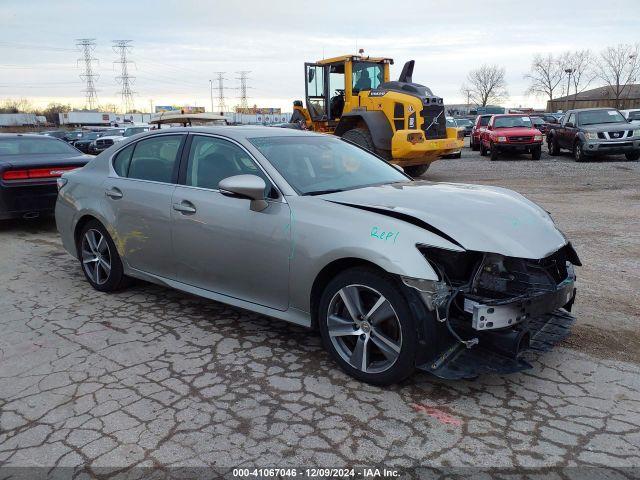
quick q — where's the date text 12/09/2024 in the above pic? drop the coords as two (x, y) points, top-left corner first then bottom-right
(370, 226), (399, 244)
(232, 467), (401, 477)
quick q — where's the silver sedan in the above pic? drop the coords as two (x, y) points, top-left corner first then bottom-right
(55, 127), (580, 385)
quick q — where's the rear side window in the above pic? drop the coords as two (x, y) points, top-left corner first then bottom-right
(479, 116), (491, 126)
(126, 135), (183, 183)
(113, 144), (135, 177)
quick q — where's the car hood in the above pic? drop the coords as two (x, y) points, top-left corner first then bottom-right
(493, 127), (541, 136)
(581, 122), (635, 133)
(321, 181), (567, 259)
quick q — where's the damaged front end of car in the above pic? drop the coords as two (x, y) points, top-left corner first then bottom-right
(402, 243), (581, 379)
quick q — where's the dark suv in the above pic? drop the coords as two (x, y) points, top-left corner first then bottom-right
(547, 108), (640, 161)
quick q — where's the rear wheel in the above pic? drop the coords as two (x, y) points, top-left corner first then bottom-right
(403, 164), (429, 177)
(318, 267), (418, 385)
(78, 220), (130, 292)
(625, 151), (640, 161)
(342, 128), (376, 153)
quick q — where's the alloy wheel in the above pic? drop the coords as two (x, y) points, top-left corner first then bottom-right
(81, 229), (112, 285)
(326, 284), (402, 374)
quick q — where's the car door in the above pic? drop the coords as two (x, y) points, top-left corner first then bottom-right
(171, 134), (291, 311)
(102, 133), (185, 278)
(559, 113), (576, 148)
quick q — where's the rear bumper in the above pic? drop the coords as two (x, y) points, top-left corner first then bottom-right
(0, 182), (58, 219)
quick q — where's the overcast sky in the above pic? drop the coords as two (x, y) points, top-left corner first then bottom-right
(1, 0), (638, 112)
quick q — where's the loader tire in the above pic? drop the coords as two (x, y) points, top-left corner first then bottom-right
(404, 164), (429, 177)
(342, 128), (376, 153)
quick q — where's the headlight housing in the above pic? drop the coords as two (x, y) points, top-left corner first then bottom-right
(534, 135), (543, 141)
(417, 245), (482, 286)
(585, 132), (598, 140)
(633, 129), (640, 137)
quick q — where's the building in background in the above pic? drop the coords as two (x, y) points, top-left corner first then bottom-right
(547, 84), (640, 112)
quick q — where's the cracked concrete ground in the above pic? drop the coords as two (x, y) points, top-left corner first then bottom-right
(1, 148), (639, 478)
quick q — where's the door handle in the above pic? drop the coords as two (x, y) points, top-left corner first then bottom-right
(105, 187), (123, 199)
(172, 201), (196, 214)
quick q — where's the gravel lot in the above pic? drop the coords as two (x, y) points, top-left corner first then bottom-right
(1, 141), (639, 477)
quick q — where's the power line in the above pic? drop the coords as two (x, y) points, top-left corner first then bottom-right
(113, 40), (136, 113)
(236, 70), (251, 114)
(76, 39), (99, 110)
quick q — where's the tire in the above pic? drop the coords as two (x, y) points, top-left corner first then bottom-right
(452, 151), (462, 159)
(78, 219), (130, 292)
(342, 128), (376, 153)
(480, 142), (487, 156)
(490, 142), (499, 161)
(574, 140), (586, 162)
(548, 136), (560, 156)
(625, 151), (640, 161)
(318, 267), (418, 385)
(404, 164), (429, 177)
(471, 137), (479, 151)
(531, 146), (542, 160)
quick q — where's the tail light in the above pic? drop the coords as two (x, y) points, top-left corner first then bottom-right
(2, 166), (79, 182)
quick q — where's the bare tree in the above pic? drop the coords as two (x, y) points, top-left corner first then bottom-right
(0, 98), (34, 113)
(464, 65), (508, 106)
(596, 43), (640, 108)
(558, 50), (596, 108)
(524, 53), (564, 103)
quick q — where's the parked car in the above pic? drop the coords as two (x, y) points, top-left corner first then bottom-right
(530, 116), (549, 134)
(89, 128), (126, 154)
(470, 114), (493, 151)
(442, 117), (462, 158)
(621, 109), (640, 125)
(480, 114), (544, 160)
(454, 117), (473, 136)
(112, 125), (151, 144)
(63, 130), (84, 144)
(74, 131), (104, 153)
(0, 134), (91, 220)
(547, 108), (640, 162)
(39, 130), (67, 140)
(56, 127), (580, 384)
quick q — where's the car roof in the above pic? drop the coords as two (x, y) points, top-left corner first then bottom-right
(0, 133), (59, 139)
(139, 126), (327, 141)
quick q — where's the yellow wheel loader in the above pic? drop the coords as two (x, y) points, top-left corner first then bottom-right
(290, 54), (464, 177)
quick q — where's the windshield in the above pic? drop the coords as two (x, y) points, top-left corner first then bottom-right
(0, 137), (80, 155)
(578, 110), (626, 125)
(249, 135), (408, 195)
(104, 129), (124, 136)
(446, 117), (457, 128)
(456, 119), (473, 126)
(494, 116), (532, 128)
(123, 127), (148, 137)
(530, 117), (545, 126)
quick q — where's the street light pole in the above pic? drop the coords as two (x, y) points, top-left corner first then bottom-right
(564, 68), (574, 113)
(209, 79), (214, 113)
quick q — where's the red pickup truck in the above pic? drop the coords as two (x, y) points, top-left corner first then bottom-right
(480, 114), (544, 160)
(470, 114), (493, 151)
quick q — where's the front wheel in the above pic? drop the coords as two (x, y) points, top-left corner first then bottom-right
(471, 137), (479, 151)
(480, 142), (487, 156)
(625, 151), (640, 161)
(490, 142), (499, 161)
(318, 267), (418, 385)
(531, 146), (542, 160)
(548, 136), (560, 156)
(403, 164), (429, 177)
(574, 141), (586, 162)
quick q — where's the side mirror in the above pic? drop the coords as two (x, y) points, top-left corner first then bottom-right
(218, 174), (268, 212)
(566, 122), (574, 128)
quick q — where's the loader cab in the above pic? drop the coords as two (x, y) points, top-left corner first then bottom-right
(304, 56), (392, 125)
